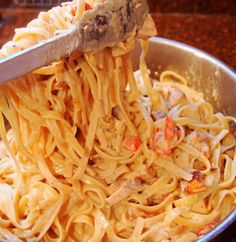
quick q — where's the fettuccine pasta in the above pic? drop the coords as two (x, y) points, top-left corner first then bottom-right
(0, 1), (235, 241)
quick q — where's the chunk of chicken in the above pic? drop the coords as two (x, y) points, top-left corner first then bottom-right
(163, 87), (184, 108)
(106, 178), (142, 206)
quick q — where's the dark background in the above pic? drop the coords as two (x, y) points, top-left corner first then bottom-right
(0, 1), (236, 241)
(148, 0), (236, 71)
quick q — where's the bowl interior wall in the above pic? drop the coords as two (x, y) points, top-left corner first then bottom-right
(133, 37), (236, 116)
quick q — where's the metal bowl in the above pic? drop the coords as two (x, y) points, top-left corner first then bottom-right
(133, 37), (236, 241)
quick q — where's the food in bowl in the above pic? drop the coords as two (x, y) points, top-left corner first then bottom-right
(0, 1), (235, 241)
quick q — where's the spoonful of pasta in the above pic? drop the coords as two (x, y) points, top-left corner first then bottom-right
(0, 0), (148, 83)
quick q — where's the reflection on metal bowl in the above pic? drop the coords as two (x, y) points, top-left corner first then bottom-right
(133, 37), (236, 242)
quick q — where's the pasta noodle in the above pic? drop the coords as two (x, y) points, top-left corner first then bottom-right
(0, 0), (235, 241)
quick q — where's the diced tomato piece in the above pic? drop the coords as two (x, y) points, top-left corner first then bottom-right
(164, 117), (177, 141)
(151, 128), (173, 156)
(185, 170), (206, 194)
(71, 6), (76, 16)
(71, 3), (93, 16)
(151, 118), (178, 156)
(85, 2), (93, 10)
(123, 136), (141, 152)
(185, 179), (206, 194)
(134, 176), (143, 185)
(197, 221), (218, 237)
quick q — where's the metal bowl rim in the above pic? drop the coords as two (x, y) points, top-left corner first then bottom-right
(149, 37), (236, 79)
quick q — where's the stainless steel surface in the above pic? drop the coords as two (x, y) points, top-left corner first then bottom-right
(133, 37), (236, 241)
(198, 209), (236, 242)
(0, 26), (79, 83)
(0, 0), (148, 84)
